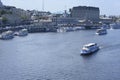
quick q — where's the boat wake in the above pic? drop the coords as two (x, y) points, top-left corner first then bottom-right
(99, 44), (120, 52)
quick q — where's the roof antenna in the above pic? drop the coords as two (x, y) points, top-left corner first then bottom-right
(42, 0), (44, 11)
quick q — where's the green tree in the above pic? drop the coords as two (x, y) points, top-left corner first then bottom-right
(2, 17), (8, 25)
(0, 10), (7, 15)
(21, 15), (28, 20)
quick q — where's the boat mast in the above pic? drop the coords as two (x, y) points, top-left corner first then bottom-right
(42, 0), (44, 11)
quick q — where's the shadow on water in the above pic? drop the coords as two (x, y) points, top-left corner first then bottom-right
(0, 39), (14, 41)
(96, 34), (107, 36)
(80, 50), (99, 59)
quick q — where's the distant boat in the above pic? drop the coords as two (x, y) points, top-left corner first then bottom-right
(57, 27), (73, 32)
(73, 26), (85, 31)
(65, 27), (74, 32)
(14, 32), (19, 36)
(96, 29), (107, 35)
(0, 30), (14, 40)
(57, 27), (66, 32)
(18, 29), (28, 36)
(110, 23), (120, 29)
(81, 43), (99, 55)
(100, 24), (110, 29)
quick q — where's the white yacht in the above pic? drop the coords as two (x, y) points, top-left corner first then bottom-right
(65, 27), (74, 32)
(81, 43), (99, 55)
(0, 30), (14, 40)
(57, 27), (74, 32)
(57, 27), (66, 32)
(96, 29), (107, 35)
(73, 26), (85, 31)
(18, 29), (28, 36)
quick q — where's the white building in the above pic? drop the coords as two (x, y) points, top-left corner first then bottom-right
(31, 10), (51, 20)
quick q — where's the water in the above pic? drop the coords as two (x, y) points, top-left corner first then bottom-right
(0, 30), (120, 80)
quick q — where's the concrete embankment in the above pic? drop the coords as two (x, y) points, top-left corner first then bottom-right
(0, 24), (58, 33)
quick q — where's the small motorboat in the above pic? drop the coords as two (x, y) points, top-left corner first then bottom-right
(96, 29), (107, 35)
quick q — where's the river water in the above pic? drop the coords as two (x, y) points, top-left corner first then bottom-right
(0, 29), (120, 80)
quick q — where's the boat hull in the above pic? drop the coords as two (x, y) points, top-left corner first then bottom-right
(81, 47), (99, 55)
(96, 32), (107, 35)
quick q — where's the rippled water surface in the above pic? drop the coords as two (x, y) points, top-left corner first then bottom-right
(0, 30), (120, 80)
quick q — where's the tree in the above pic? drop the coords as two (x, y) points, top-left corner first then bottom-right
(2, 17), (8, 25)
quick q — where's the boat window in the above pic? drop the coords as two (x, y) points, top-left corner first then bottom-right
(85, 44), (96, 48)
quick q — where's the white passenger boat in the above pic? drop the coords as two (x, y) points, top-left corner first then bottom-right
(0, 30), (14, 40)
(81, 43), (99, 55)
(96, 29), (107, 35)
(18, 29), (28, 36)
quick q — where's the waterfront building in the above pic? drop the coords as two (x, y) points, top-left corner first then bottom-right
(70, 6), (100, 21)
(0, 0), (3, 7)
(52, 17), (78, 26)
(61, 17), (78, 25)
(30, 10), (51, 20)
(100, 17), (112, 24)
(9, 7), (31, 19)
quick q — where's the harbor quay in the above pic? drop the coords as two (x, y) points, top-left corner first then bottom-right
(0, 23), (58, 33)
(0, 21), (103, 34)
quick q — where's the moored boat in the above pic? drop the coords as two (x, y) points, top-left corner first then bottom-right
(57, 27), (74, 32)
(110, 23), (120, 29)
(0, 30), (14, 40)
(73, 26), (85, 31)
(18, 29), (28, 36)
(96, 29), (107, 35)
(57, 27), (66, 32)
